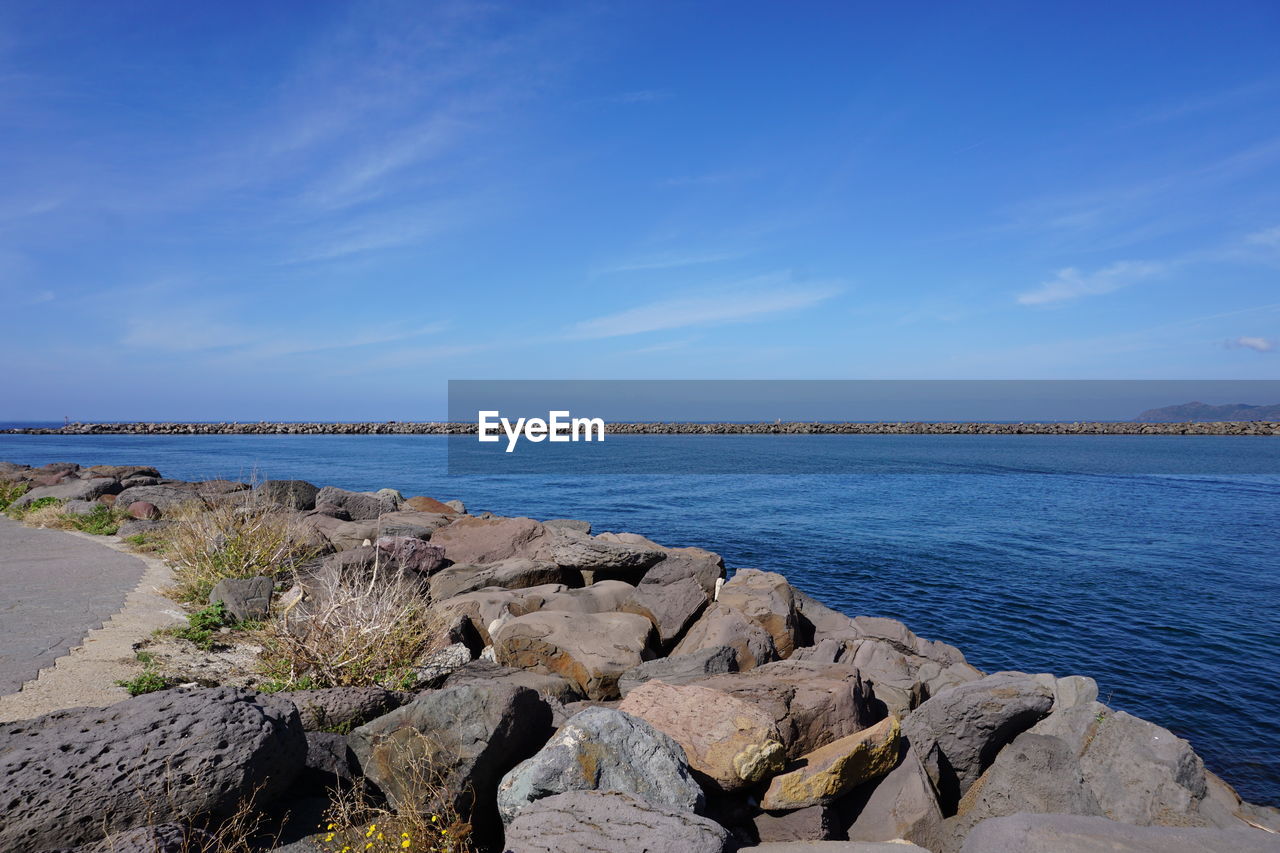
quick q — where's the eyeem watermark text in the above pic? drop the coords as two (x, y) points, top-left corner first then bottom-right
(477, 410), (606, 452)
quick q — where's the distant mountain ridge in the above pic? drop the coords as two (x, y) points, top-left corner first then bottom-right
(1135, 401), (1280, 422)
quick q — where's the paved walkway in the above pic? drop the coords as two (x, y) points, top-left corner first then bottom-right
(0, 517), (147, 693)
(0, 518), (183, 719)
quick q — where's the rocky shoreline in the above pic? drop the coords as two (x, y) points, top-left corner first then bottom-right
(1, 459), (1278, 853)
(5, 420), (1279, 435)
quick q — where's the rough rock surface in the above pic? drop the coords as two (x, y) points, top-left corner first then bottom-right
(901, 671), (1054, 809)
(429, 558), (569, 600)
(695, 659), (876, 759)
(443, 659), (586, 703)
(275, 686), (412, 731)
(618, 681), (786, 791)
(493, 610), (657, 700)
(841, 744), (943, 844)
(374, 535), (446, 576)
(752, 804), (841, 842)
(70, 823), (218, 853)
(639, 546), (725, 597)
(403, 495), (460, 514)
(430, 516), (549, 565)
(761, 716), (901, 810)
(208, 576), (274, 622)
(348, 684), (553, 839)
(958, 813), (1280, 853)
(0, 687), (306, 851)
(672, 603), (779, 670)
(496, 706), (704, 823)
(620, 575), (709, 650)
(14, 476), (122, 508)
(313, 485), (399, 520)
(503, 790), (732, 853)
(256, 479), (320, 510)
(717, 569), (800, 658)
(618, 645), (740, 696)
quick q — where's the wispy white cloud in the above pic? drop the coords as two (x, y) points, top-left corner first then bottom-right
(1246, 225), (1280, 248)
(1226, 336), (1276, 353)
(1016, 261), (1165, 306)
(595, 250), (745, 275)
(568, 278), (842, 339)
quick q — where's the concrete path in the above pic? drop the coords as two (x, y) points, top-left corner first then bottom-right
(0, 517), (182, 719)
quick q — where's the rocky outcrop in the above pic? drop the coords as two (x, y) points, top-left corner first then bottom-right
(0, 687), (306, 851)
(717, 569), (801, 658)
(503, 790), (733, 853)
(673, 603), (780, 670)
(493, 610), (658, 700)
(760, 716), (901, 810)
(208, 576), (274, 621)
(617, 645), (740, 696)
(618, 681), (787, 792)
(255, 479), (320, 510)
(496, 707), (705, 823)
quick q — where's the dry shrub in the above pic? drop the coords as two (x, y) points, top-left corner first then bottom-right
(92, 780), (280, 853)
(318, 733), (473, 853)
(160, 495), (319, 603)
(258, 559), (442, 690)
(20, 501), (73, 529)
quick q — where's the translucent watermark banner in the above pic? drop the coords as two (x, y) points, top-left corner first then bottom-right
(446, 379), (1280, 475)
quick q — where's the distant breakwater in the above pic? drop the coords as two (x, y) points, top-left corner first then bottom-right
(5, 421), (1279, 436)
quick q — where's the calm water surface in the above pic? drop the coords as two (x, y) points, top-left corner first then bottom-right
(2, 433), (1277, 805)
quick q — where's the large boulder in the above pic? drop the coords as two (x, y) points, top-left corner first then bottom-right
(496, 707), (705, 823)
(672, 603), (779, 670)
(444, 659), (587, 703)
(547, 526), (666, 578)
(620, 575), (709, 651)
(539, 580), (637, 614)
(639, 546), (725, 597)
(312, 485), (399, 520)
(109, 484), (200, 513)
(429, 558), (569, 600)
(761, 716), (901, 810)
(70, 823), (217, 853)
(493, 610), (657, 700)
(255, 479), (320, 510)
(958, 813), (1280, 853)
(694, 659), (877, 758)
(275, 686), (413, 731)
(374, 535), (446, 576)
(717, 569), (800, 658)
(901, 671), (1054, 810)
(208, 576), (274, 622)
(841, 743), (944, 844)
(753, 804), (842, 842)
(348, 684), (553, 845)
(618, 645), (740, 696)
(430, 516), (549, 565)
(12, 476), (122, 508)
(503, 790), (732, 853)
(0, 687), (306, 851)
(403, 495), (460, 514)
(618, 681), (786, 792)
(432, 583), (568, 644)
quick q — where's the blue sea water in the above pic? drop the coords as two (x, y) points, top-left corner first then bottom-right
(1, 432), (1277, 806)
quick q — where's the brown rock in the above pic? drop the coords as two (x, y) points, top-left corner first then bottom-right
(760, 717), (901, 810)
(639, 546), (725, 596)
(404, 495), (460, 514)
(672, 603), (779, 670)
(621, 575), (709, 651)
(429, 559), (571, 601)
(127, 501), (161, 520)
(753, 803), (841, 842)
(840, 745), (943, 844)
(433, 584), (568, 644)
(717, 569), (800, 658)
(694, 659), (876, 759)
(431, 516), (549, 565)
(540, 580), (636, 614)
(618, 681), (786, 792)
(493, 610), (657, 700)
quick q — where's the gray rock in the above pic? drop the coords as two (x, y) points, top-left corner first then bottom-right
(408, 642), (474, 689)
(503, 790), (732, 853)
(743, 844), (932, 852)
(61, 499), (101, 516)
(620, 575), (709, 651)
(902, 671), (1054, 810)
(547, 526), (666, 576)
(256, 479), (320, 510)
(841, 744), (943, 844)
(110, 484), (200, 513)
(618, 645), (740, 696)
(754, 804), (841, 842)
(958, 812), (1280, 852)
(443, 659), (586, 704)
(208, 576), (274, 621)
(640, 547), (725, 597)
(349, 684), (553, 844)
(275, 686), (412, 731)
(497, 706), (704, 824)
(71, 823), (217, 853)
(672, 603), (779, 670)
(0, 687), (305, 851)
(717, 569), (800, 658)
(444, 499), (466, 513)
(429, 558), (572, 600)
(374, 535), (446, 575)
(313, 485), (398, 520)
(13, 476), (121, 508)
(303, 731), (355, 785)
(117, 519), (170, 537)
(374, 510), (452, 540)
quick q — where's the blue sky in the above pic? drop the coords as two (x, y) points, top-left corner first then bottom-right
(2, 0), (1279, 420)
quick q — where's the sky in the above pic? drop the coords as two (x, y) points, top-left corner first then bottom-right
(2, 0), (1279, 421)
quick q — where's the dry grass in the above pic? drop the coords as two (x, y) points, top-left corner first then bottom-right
(89, 780), (281, 853)
(317, 733), (473, 853)
(20, 501), (70, 528)
(159, 495), (320, 603)
(257, 558), (443, 690)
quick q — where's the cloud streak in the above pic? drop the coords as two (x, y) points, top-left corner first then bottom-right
(568, 279), (841, 339)
(1017, 261), (1165, 306)
(1226, 336), (1276, 353)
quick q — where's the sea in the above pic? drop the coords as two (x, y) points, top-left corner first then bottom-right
(1, 427), (1277, 806)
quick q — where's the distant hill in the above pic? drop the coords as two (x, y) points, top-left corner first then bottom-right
(1135, 401), (1280, 422)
